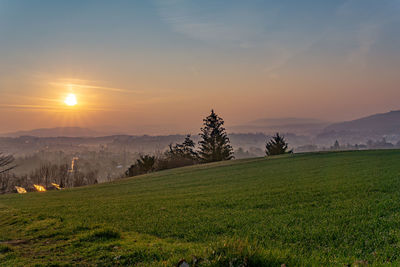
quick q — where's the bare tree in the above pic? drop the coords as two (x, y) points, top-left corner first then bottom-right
(57, 164), (69, 188)
(0, 153), (15, 174)
(85, 170), (99, 185)
(0, 173), (11, 193)
(30, 163), (58, 188)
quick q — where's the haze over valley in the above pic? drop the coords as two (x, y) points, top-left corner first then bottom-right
(2, 1), (400, 266)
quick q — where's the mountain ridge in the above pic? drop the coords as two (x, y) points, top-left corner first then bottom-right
(323, 110), (400, 134)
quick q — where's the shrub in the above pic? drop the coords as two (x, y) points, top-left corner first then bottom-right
(125, 155), (156, 177)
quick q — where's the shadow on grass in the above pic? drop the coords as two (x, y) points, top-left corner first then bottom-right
(80, 228), (121, 242)
(0, 244), (13, 254)
(203, 239), (293, 267)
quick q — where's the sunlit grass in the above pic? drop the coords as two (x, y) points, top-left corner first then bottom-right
(1, 150), (400, 266)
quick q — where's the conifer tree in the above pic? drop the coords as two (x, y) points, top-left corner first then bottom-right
(265, 133), (292, 156)
(198, 110), (233, 162)
(181, 135), (198, 160)
(166, 134), (198, 161)
(332, 140), (340, 150)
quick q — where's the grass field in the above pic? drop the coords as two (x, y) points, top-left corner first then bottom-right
(1, 150), (400, 266)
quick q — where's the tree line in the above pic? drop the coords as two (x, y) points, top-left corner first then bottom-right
(0, 160), (100, 194)
(126, 110), (291, 177)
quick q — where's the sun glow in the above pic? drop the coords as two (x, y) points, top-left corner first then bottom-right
(33, 184), (46, 192)
(64, 93), (77, 106)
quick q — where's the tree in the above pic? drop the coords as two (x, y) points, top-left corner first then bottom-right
(57, 164), (69, 188)
(125, 154), (156, 177)
(136, 155), (156, 173)
(265, 133), (292, 156)
(332, 140), (340, 150)
(198, 110), (233, 162)
(181, 135), (198, 160)
(166, 134), (198, 161)
(0, 153), (15, 174)
(30, 163), (58, 188)
(159, 135), (198, 170)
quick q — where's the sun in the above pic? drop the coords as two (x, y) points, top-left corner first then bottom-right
(64, 93), (77, 106)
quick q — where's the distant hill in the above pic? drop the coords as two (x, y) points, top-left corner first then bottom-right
(3, 110), (400, 141)
(324, 110), (400, 134)
(0, 127), (104, 138)
(229, 117), (330, 135)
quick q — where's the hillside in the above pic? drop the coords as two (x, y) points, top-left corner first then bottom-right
(2, 150), (400, 266)
(324, 110), (400, 134)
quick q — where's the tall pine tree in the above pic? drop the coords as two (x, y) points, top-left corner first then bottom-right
(198, 110), (233, 162)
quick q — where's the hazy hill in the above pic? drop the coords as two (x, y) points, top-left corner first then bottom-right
(324, 110), (400, 134)
(1, 150), (400, 265)
(0, 127), (104, 138)
(230, 117), (330, 135)
(2, 110), (400, 147)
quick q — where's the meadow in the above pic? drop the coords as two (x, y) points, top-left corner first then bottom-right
(1, 150), (400, 266)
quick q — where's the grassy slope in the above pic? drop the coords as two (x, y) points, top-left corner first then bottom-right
(1, 150), (400, 266)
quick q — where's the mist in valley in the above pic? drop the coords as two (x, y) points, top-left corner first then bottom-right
(2, 109), (400, 194)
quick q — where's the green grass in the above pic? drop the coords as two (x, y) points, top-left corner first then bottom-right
(1, 150), (400, 266)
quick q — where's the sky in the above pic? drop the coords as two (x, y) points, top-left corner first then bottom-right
(0, 0), (400, 134)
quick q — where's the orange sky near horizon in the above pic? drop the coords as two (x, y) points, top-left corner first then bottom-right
(1, 68), (399, 135)
(1, 1), (400, 134)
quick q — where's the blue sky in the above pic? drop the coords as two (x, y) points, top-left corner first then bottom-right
(0, 0), (399, 133)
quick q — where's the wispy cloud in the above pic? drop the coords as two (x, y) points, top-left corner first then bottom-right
(0, 104), (60, 111)
(335, 0), (399, 68)
(154, 0), (337, 77)
(0, 103), (123, 112)
(154, 0), (267, 46)
(1, 93), (60, 103)
(347, 24), (380, 68)
(50, 79), (142, 94)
